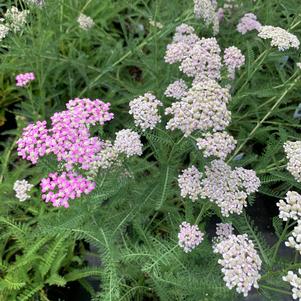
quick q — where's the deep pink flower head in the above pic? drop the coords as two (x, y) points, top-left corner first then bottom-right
(40, 172), (96, 207)
(66, 98), (114, 125)
(16, 72), (35, 87)
(17, 120), (50, 164)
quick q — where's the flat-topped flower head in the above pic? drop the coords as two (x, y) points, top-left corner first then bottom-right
(237, 13), (261, 35)
(165, 79), (231, 136)
(223, 46), (245, 79)
(284, 141), (301, 182)
(201, 160), (260, 216)
(40, 172), (95, 208)
(178, 222), (204, 253)
(77, 13), (94, 30)
(16, 72), (35, 87)
(213, 234), (262, 297)
(214, 223), (233, 243)
(197, 132), (236, 159)
(283, 269), (301, 300)
(13, 179), (33, 202)
(178, 165), (202, 201)
(277, 191), (301, 221)
(129, 93), (162, 131)
(114, 129), (143, 157)
(258, 26), (300, 51)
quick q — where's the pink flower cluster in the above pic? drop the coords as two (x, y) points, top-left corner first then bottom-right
(17, 98), (114, 207)
(40, 172), (95, 208)
(17, 98), (113, 170)
(237, 13), (261, 35)
(178, 222), (204, 253)
(17, 120), (49, 164)
(16, 72), (35, 87)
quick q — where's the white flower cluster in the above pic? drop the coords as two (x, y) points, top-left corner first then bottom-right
(277, 191), (301, 221)
(201, 160), (260, 216)
(196, 132), (236, 159)
(77, 13), (94, 30)
(5, 6), (29, 32)
(284, 141), (301, 182)
(114, 129), (143, 157)
(213, 234), (262, 297)
(258, 26), (300, 51)
(193, 0), (219, 35)
(0, 24), (9, 41)
(164, 79), (188, 100)
(223, 46), (245, 80)
(285, 220), (301, 254)
(283, 270), (301, 300)
(165, 80), (231, 136)
(13, 179), (33, 202)
(129, 93), (162, 131)
(178, 221), (204, 253)
(178, 165), (202, 201)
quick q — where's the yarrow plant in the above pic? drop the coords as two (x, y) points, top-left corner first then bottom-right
(6, 1), (301, 300)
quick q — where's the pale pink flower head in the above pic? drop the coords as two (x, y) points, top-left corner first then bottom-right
(178, 221), (204, 253)
(40, 171), (95, 208)
(237, 13), (261, 35)
(164, 79), (188, 100)
(16, 72), (35, 87)
(223, 46), (245, 79)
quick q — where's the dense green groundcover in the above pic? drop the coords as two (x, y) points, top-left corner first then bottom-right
(1, 0), (301, 300)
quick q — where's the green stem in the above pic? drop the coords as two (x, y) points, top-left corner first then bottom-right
(228, 75), (301, 163)
(260, 285), (291, 296)
(271, 221), (289, 263)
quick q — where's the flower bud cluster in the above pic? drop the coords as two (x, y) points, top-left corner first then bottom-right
(277, 191), (301, 221)
(285, 221), (301, 254)
(284, 141), (301, 182)
(283, 270), (301, 300)
(129, 93), (162, 130)
(13, 179), (34, 202)
(201, 160), (260, 216)
(196, 132), (236, 159)
(178, 221), (204, 253)
(213, 234), (262, 297)
(178, 165), (202, 201)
